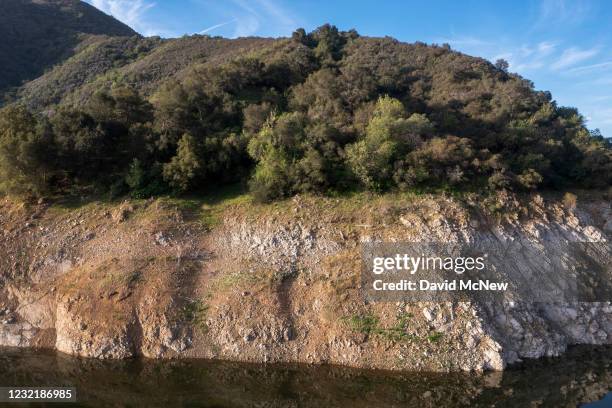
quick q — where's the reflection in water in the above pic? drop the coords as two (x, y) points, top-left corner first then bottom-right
(0, 346), (610, 407)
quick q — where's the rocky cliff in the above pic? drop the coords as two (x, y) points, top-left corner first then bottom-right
(0, 192), (610, 371)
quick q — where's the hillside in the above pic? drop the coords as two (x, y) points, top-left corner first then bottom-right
(16, 35), (276, 109)
(0, 0), (136, 94)
(0, 5), (609, 205)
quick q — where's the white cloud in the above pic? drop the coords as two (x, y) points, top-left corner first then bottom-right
(435, 35), (609, 82)
(87, 0), (160, 36)
(228, 0), (297, 37)
(592, 108), (612, 125)
(234, 14), (261, 37)
(551, 47), (600, 70)
(436, 36), (493, 48)
(537, 41), (557, 55)
(253, 0), (297, 30)
(438, 37), (561, 75)
(568, 61), (612, 74)
(506, 41), (558, 71)
(591, 95), (612, 102)
(536, 0), (592, 27)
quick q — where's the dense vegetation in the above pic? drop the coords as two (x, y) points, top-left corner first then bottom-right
(0, 0), (135, 94)
(1, 25), (610, 201)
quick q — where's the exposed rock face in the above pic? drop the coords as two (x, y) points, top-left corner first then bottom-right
(0, 194), (610, 371)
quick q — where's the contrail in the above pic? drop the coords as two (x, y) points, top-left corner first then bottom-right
(198, 19), (237, 34)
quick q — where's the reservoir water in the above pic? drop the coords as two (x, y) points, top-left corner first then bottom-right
(0, 346), (610, 407)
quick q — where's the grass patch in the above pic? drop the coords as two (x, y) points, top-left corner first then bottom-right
(180, 299), (209, 333)
(342, 312), (418, 342)
(343, 313), (380, 335)
(124, 269), (143, 287)
(157, 184), (252, 230)
(211, 268), (267, 292)
(47, 196), (106, 215)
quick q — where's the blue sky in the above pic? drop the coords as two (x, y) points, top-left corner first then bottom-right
(86, 0), (612, 137)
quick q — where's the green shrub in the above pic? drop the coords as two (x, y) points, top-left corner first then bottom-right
(1, 25), (610, 200)
(0, 106), (54, 197)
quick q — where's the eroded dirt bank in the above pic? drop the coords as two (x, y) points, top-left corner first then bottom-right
(0, 192), (610, 371)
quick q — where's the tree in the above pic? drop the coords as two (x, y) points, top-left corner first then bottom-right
(51, 109), (113, 185)
(516, 168), (543, 189)
(0, 106), (54, 196)
(163, 133), (201, 191)
(310, 24), (346, 63)
(249, 147), (293, 202)
(398, 136), (476, 187)
(347, 96), (433, 190)
(243, 102), (273, 136)
(494, 58), (509, 72)
(87, 87), (153, 126)
(291, 28), (311, 46)
(1, 28), (610, 200)
(247, 111), (345, 200)
(247, 112), (304, 200)
(125, 158), (145, 191)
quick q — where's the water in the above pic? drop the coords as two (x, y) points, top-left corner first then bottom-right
(0, 346), (610, 407)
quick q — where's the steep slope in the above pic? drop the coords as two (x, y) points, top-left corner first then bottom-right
(0, 193), (610, 371)
(16, 35), (277, 109)
(12, 32), (566, 142)
(0, 0), (136, 94)
(3, 27), (609, 202)
(15, 35), (162, 109)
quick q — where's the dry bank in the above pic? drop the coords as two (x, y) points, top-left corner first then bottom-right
(0, 193), (610, 372)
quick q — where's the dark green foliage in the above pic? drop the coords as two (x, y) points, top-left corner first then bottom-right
(124, 159), (166, 198)
(495, 59), (509, 72)
(15, 36), (159, 109)
(0, 25), (609, 200)
(51, 108), (111, 183)
(0, 0), (136, 94)
(47, 86), (158, 192)
(163, 133), (202, 191)
(347, 96), (434, 190)
(0, 106), (55, 196)
(0, 88), (167, 197)
(247, 110), (349, 201)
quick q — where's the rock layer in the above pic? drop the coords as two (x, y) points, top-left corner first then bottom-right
(0, 194), (610, 371)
